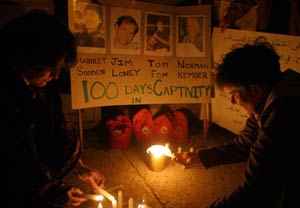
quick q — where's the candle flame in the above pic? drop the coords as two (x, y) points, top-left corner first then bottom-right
(95, 195), (104, 201)
(146, 145), (172, 158)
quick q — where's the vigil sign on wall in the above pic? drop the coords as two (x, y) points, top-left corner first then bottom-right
(68, 0), (212, 109)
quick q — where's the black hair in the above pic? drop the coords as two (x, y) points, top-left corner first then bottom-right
(215, 39), (281, 90)
(83, 3), (103, 19)
(1, 9), (77, 76)
(114, 15), (139, 35)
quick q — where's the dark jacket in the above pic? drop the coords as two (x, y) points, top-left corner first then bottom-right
(199, 69), (300, 207)
(1, 63), (80, 207)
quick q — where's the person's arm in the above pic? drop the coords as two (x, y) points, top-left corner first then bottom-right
(173, 115), (258, 168)
(210, 98), (299, 207)
(146, 35), (157, 50)
(153, 32), (170, 47)
(73, 158), (105, 193)
(219, 0), (260, 32)
(2, 107), (83, 207)
(198, 115), (259, 168)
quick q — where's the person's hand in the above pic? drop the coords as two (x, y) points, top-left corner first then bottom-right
(74, 159), (105, 193)
(66, 187), (87, 207)
(47, 183), (86, 207)
(172, 151), (200, 167)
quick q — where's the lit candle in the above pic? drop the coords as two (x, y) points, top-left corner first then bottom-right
(128, 197), (133, 208)
(98, 202), (103, 208)
(112, 199), (117, 208)
(146, 144), (173, 171)
(81, 193), (103, 201)
(147, 145), (172, 157)
(117, 190), (122, 208)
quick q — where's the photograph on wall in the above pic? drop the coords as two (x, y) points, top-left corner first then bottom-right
(144, 12), (172, 56)
(68, 0), (106, 54)
(110, 7), (141, 55)
(176, 15), (206, 57)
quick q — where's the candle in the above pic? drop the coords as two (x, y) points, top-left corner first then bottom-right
(98, 202), (103, 208)
(189, 146), (194, 152)
(146, 145), (172, 157)
(146, 145), (172, 171)
(97, 188), (116, 202)
(177, 147), (182, 153)
(112, 199), (117, 208)
(128, 197), (133, 208)
(165, 143), (169, 148)
(117, 190), (122, 208)
(81, 193), (104, 201)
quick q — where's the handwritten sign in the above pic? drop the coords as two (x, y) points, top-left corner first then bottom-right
(71, 54), (211, 109)
(212, 27), (300, 134)
(68, 2), (212, 109)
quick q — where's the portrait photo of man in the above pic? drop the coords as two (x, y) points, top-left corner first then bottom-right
(145, 12), (172, 56)
(69, 1), (106, 54)
(176, 15), (206, 57)
(111, 7), (141, 54)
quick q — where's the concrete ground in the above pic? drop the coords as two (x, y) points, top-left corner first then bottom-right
(65, 124), (246, 208)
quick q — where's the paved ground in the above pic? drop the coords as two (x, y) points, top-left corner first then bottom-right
(65, 124), (246, 208)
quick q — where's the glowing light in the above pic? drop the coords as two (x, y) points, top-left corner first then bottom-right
(95, 195), (104, 201)
(146, 145), (172, 158)
(81, 193), (104, 201)
(97, 188), (116, 202)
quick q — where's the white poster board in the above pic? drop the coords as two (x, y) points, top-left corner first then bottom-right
(212, 27), (300, 134)
(68, 1), (212, 109)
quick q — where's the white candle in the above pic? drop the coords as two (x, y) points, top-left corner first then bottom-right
(128, 197), (133, 208)
(189, 146), (194, 152)
(177, 147), (182, 153)
(98, 188), (116, 202)
(117, 190), (122, 208)
(165, 143), (169, 148)
(81, 193), (103, 201)
(98, 202), (103, 208)
(112, 199), (117, 208)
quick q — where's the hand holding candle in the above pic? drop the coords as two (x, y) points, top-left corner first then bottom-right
(75, 159), (105, 193)
(172, 150), (201, 168)
(81, 193), (104, 201)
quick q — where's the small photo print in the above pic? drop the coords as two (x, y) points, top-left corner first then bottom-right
(176, 15), (206, 57)
(69, 1), (106, 54)
(144, 12), (172, 56)
(110, 7), (141, 55)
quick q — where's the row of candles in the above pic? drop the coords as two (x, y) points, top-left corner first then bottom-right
(85, 187), (143, 208)
(87, 144), (195, 207)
